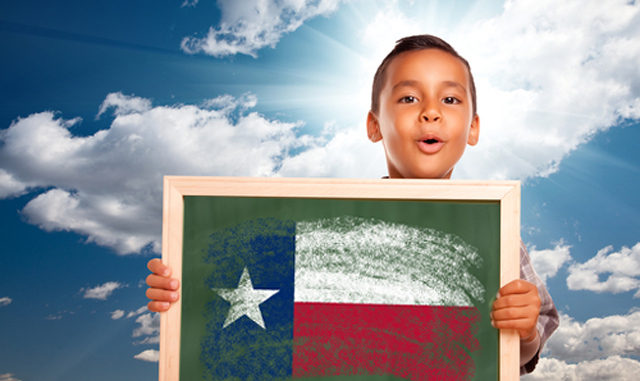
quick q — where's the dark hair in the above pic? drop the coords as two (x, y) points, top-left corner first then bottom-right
(370, 34), (477, 116)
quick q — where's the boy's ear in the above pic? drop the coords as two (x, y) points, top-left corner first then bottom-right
(367, 111), (383, 142)
(467, 114), (480, 146)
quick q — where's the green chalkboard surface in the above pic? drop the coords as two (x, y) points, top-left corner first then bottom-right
(181, 196), (499, 380)
(159, 177), (520, 381)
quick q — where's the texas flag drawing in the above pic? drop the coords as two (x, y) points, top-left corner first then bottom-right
(201, 216), (485, 380)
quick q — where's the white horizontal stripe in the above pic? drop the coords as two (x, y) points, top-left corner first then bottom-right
(294, 216), (484, 306)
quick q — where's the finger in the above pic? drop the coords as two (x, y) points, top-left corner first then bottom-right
(146, 288), (179, 303)
(491, 306), (538, 321)
(492, 293), (539, 310)
(491, 319), (537, 338)
(148, 301), (171, 312)
(498, 279), (535, 296)
(147, 258), (171, 276)
(146, 274), (180, 290)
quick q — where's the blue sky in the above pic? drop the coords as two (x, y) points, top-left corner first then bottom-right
(1, 0), (639, 380)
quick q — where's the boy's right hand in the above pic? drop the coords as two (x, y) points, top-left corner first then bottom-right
(146, 258), (180, 312)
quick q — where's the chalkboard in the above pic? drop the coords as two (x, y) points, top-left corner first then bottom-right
(160, 177), (520, 381)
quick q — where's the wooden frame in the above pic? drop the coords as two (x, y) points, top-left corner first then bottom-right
(160, 176), (520, 381)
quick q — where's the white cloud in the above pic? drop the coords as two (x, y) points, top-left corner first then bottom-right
(451, 0), (640, 179)
(133, 312), (160, 338)
(110, 305), (160, 345)
(132, 311), (160, 346)
(126, 305), (148, 318)
(567, 243), (640, 295)
(0, 374), (23, 381)
(529, 242), (572, 282)
(523, 310), (640, 379)
(543, 311), (640, 362)
(522, 356), (640, 381)
(133, 349), (159, 363)
(126, 307), (160, 344)
(97, 93), (151, 118)
(82, 281), (123, 300)
(0, 297), (12, 307)
(0, 169), (28, 198)
(181, 0), (198, 8)
(134, 335), (160, 345)
(181, 0), (343, 57)
(278, 123), (386, 178)
(360, 4), (422, 61)
(127, 306), (160, 344)
(110, 309), (125, 319)
(0, 93), (305, 254)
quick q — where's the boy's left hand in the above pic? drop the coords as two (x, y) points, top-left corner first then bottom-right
(491, 279), (541, 341)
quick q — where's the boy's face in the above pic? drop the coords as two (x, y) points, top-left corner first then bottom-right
(367, 49), (479, 179)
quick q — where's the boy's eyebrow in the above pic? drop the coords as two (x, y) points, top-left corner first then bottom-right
(442, 80), (467, 92)
(391, 80), (421, 91)
(391, 79), (467, 92)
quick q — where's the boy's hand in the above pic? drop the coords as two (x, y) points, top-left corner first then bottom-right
(491, 279), (541, 342)
(146, 258), (180, 312)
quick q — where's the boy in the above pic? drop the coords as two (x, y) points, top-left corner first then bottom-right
(146, 34), (559, 375)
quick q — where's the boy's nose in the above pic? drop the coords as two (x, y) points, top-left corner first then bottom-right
(421, 108), (441, 122)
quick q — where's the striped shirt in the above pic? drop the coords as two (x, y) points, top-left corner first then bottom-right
(520, 241), (560, 374)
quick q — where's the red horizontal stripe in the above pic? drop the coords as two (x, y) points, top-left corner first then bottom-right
(292, 302), (480, 380)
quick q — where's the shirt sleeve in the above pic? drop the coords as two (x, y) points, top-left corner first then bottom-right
(519, 241), (560, 375)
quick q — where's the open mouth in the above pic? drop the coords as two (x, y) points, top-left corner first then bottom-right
(417, 137), (444, 154)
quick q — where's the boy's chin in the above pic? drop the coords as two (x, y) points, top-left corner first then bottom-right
(388, 166), (454, 180)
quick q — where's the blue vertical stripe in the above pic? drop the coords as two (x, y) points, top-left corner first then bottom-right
(202, 218), (296, 380)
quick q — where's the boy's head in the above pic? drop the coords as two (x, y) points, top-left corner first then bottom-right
(367, 34), (480, 179)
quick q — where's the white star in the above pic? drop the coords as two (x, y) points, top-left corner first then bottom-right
(212, 267), (279, 329)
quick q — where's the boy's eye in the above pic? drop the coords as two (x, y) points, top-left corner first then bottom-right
(442, 96), (460, 104)
(399, 96), (418, 103)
